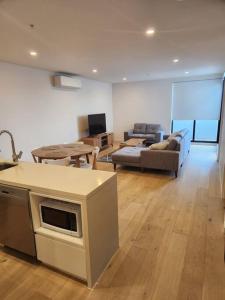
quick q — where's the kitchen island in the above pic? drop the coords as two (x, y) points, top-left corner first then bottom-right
(0, 161), (119, 288)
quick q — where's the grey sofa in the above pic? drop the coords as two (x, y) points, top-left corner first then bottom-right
(112, 129), (191, 177)
(124, 123), (163, 143)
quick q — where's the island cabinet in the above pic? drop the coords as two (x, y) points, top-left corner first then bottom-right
(0, 161), (119, 288)
(30, 177), (118, 288)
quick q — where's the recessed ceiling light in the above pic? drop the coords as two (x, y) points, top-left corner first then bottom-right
(123, 77), (127, 81)
(185, 71), (189, 74)
(92, 69), (98, 73)
(145, 28), (155, 36)
(173, 58), (179, 63)
(29, 51), (38, 57)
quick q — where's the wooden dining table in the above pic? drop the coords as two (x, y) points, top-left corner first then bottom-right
(31, 143), (94, 167)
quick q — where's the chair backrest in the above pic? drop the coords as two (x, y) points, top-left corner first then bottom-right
(92, 147), (100, 170)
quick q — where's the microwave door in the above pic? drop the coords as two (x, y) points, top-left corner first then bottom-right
(41, 206), (78, 235)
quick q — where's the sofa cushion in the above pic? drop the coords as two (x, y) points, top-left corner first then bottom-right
(146, 124), (161, 133)
(168, 128), (189, 139)
(129, 133), (157, 140)
(178, 129), (188, 137)
(112, 147), (142, 163)
(133, 123), (147, 134)
(149, 140), (169, 150)
(131, 133), (147, 138)
(144, 134), (156, 139)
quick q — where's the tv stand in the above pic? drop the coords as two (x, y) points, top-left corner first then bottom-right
(80, 132), (113, 150)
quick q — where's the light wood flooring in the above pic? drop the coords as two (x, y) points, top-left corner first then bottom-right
(0, 145), (224, 300)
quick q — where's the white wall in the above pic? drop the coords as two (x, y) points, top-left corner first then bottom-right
(112, 80), (173, 141)
(0, 62), (113, 161)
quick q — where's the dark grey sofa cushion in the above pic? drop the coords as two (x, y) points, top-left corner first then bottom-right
(112, 147), (143, 163)
(146, 124), (161, 133)
(131, 133), (153, 139)
(133, 123), (147, 134)
(144, 134), (155, 139)
(132, 133), (146, 138)
(170, 129), (188, 138)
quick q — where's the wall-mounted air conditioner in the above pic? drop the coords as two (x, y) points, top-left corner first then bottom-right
(53, 75), (82, 89)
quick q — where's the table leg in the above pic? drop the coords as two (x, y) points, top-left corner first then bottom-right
(38, 157), (42, 163)
(86, 154), (90, 164)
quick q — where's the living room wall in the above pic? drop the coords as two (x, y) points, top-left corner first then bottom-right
(0, 61), (113, 161)
(112, 79), (173, 141)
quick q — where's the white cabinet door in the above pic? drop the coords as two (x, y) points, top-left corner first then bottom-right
(35, 234), (87, 280)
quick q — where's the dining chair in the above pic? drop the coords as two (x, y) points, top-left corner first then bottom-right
(71, 146), (100, 170)
(75, 141), (86, 161)
(71, 140), (89, 164)
(43, 157), (71, 166)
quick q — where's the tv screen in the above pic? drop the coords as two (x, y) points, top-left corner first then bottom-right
(88, 113), (106, 135)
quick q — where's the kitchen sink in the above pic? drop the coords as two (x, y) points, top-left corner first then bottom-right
(0, 162), (17, 171)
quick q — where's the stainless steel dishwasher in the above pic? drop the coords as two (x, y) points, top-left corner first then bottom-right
(0, 184), (36, 257)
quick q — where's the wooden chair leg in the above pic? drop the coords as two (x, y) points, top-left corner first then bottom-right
(76, 157), (81, 168)
(113, 163), (116, 171)
(175, 171), (178, 178)
(92, 154), (97, 170)
(32, 154), (37, 163)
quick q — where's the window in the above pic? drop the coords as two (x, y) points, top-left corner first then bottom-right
(172, 120), (220, 143)
(194, 120), (219, 142)
(172, 120), (194, 138)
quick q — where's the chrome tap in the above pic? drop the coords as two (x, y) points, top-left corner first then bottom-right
(0, 130), (23, 162)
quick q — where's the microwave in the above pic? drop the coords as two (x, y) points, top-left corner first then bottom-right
(39, 199), (82, 237)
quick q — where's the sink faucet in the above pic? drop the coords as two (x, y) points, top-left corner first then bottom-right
(0, 130), (23, 162)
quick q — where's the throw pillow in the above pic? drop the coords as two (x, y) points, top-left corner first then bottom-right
(149, 140), (169, 150)
(166, 138), (178, 150)
(169, 131), (183, 138)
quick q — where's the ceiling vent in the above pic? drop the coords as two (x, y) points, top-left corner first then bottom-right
(53, 75), (82, 89)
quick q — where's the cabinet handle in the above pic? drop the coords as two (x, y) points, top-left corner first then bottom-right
(1, 190), (9, 194)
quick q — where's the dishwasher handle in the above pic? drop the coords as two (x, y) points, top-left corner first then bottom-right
(0, 189), (22, 199)
(0, 184), (30, 199)
(1, 190), (9, 195)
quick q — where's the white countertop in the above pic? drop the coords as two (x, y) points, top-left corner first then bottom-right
(0, 161), (116, 200)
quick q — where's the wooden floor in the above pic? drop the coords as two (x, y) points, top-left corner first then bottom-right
(0, 145), (225, 300)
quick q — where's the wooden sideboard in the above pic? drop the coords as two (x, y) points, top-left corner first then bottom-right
(80, 132), (113, 150)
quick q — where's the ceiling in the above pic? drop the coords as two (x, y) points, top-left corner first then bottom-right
(0, 0), (225, 83)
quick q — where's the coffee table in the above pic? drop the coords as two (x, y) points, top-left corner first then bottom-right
(119, 138), (146, 148)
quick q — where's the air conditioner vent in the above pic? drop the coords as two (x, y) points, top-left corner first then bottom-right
(53, 75), (82, 89)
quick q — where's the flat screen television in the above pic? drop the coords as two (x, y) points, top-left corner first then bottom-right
(88, 113), (106, 135)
